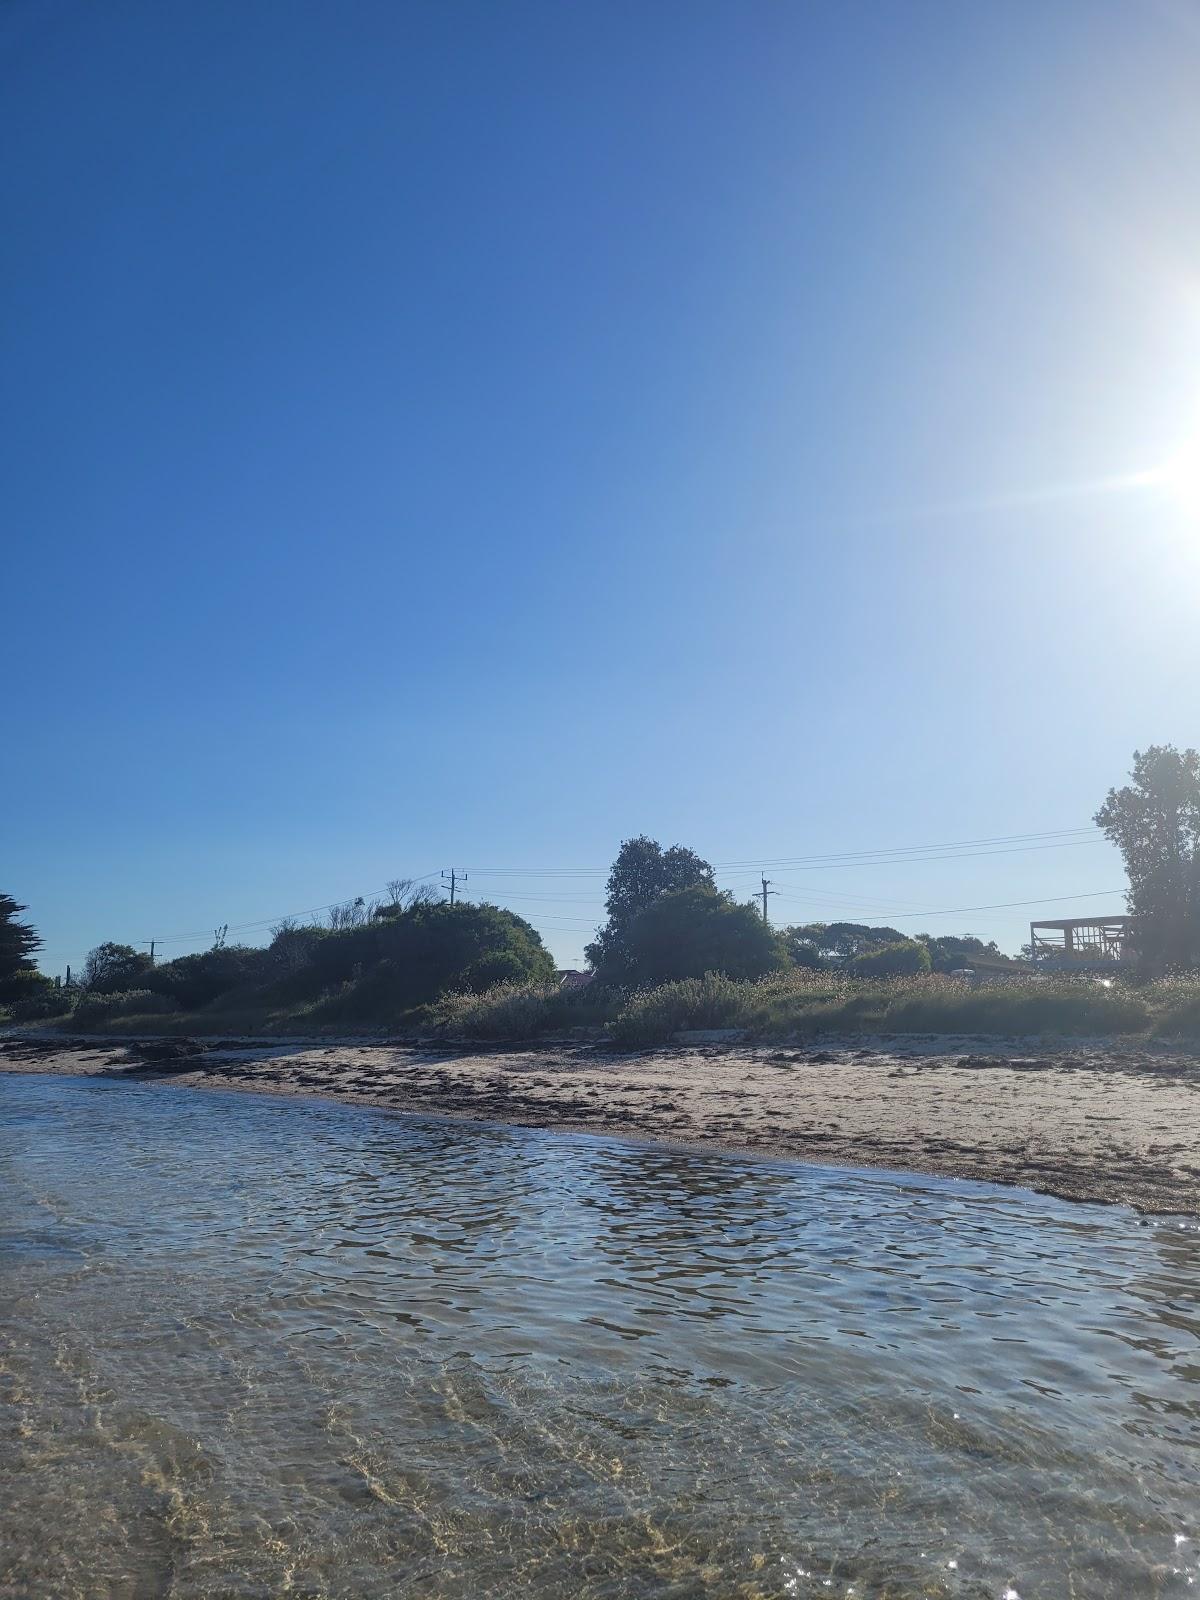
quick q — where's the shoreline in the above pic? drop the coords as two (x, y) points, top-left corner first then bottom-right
(3, 1032), (1199, 1214)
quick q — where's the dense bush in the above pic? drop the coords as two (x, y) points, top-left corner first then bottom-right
(205, 903), (559, 1023)
(72, 990), (180, 1024)
(623, 886), (788, 985)
(371, 902), (556, 1003)
(0, 968), (60, 1009)
(0, 969), (43, 1007)
(144, 945), (275, 1009)
(849, 940), (932, 978)
(267, 921), (331, 972)
(10, 985), (73, 1021)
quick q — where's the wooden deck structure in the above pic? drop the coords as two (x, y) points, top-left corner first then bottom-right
(1029, 915), (1133, 970)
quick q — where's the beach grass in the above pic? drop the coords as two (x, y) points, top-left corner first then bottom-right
(17, 970), (1200, 1046)
(429, 971), (1200, 1047)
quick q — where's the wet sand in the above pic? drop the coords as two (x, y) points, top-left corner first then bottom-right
(3, 1033), (1199, 1213)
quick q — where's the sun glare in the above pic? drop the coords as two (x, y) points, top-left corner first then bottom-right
(1136, 427), (1200, 522)
(1154, 438), (1200, 520)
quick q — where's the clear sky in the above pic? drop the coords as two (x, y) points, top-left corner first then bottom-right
(4, 0), (1200, 974)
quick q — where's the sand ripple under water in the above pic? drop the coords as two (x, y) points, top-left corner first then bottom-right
(1, 1072), (1198, 1598)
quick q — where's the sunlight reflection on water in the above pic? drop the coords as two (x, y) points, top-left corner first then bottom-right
(1, 1073), (1197, 1599)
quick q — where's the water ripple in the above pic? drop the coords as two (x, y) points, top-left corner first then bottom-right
(1, 1073), (1197, 1598)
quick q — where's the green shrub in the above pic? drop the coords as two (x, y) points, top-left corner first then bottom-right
(72, 990), (180, 1025)
(623, 886), (788, 985)
(0, 969), (71, 1020)
(144, 946), (275, 1009)
(611, 972), (746, 1047)
(373, 902), (556, 1001)
(429, 980), (616, 1039)
(0, 967), (56, 1007)
(850, 940), (933, 978)
(10, 986), (73, 1021)
(263, 902), (557, 1013)
(304, 961), (414, 1027)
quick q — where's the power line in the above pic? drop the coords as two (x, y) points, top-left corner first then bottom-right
(726, 838), (1106, 876)
(709, 825), (1100, 870)
(112, 825), (1111, 954)
(460, 826), (1104, 878)
(772, 887), (1126, 921)
(891, 889), (1126, 920)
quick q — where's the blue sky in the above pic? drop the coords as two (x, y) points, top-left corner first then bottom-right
(4, 0), (1200, 974)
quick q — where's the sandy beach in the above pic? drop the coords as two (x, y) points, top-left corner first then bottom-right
(3, 1032), (1199, 1214)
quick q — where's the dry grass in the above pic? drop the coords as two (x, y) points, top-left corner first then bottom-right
(20, 970), (1200, 1048)
(440, 971), (1194, 1048)
(426, 981), (617, 1039)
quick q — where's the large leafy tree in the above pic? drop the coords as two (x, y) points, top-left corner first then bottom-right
(0, 894), (42, 1002)
(623, 885), (788, 985)
(1096, 745), (1200, 971)
(781, 922), (905, 967)
(81, 942), (153, 995)
(586, 837), (715, 980)
(918, 933), (1017, 973)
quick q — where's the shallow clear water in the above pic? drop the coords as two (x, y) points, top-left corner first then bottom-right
(1, 1075), (1198, 1599)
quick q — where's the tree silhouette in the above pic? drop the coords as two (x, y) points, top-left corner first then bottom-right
(1096, 744), (1200, 971)
(0, 894), (42, 1001)
(586, 837), (714, 980)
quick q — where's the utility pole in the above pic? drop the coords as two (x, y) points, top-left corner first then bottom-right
(148, 940), (155, 964)
(760, 876), (776, 924)
(441, 869), (467, 907)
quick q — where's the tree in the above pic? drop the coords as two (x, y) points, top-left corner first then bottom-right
(1096, 744), (1200, 970)
(623, 885), (788, 984)
(0, 894), (42, 1002)
(919, 933), (1018, 973)
(849, 939), (932, 977)
(328, 897), (368, 931)
(781, 922), (905, 966)
(382, 878), (440, 912)
(586, 837), (714, 980)
(81, 942), (152, 995)
(781, 927), (826, 969)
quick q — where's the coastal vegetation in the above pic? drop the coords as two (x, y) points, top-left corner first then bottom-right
(432, 968), (1194, 1046)
(6, 744), (1200, 1045)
